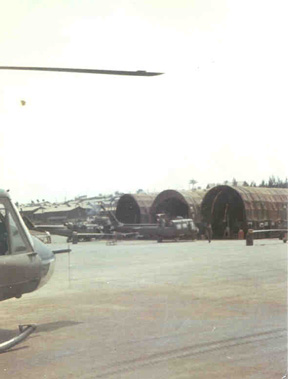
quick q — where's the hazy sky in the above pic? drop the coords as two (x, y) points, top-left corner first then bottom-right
(0, 0), (287, 204)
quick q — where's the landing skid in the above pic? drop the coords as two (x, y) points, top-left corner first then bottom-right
(0, 324), (36, 353)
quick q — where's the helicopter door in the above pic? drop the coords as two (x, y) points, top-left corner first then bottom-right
(0, 201), (41, 300)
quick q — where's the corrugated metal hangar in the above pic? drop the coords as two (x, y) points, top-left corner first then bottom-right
(115, 186), (287, 238)
(201, 185), (288, 238)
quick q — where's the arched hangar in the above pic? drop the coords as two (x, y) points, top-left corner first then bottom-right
(150, 190), (205, 223)
(115, 193), (158, 224)
(201, 185), (288, 238)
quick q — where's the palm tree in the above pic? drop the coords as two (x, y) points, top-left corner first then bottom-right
(189, 179), (197, 190)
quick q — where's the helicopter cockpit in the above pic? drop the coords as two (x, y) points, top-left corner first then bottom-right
(0, 196), (33, 256)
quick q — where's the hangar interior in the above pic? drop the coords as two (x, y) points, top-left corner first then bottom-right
(152, 198), (189, 221)
(201, 186), (245, 238)
(150, 190), (204, 224)
(116, 195), (141, 224)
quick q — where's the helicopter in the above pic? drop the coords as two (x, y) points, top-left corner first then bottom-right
(0, 189), (66, 351)
(0, 65), (162, 351)
(101, 204), (198, 242)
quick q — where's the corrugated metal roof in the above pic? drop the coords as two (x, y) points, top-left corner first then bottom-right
(34, 204), (88, 214)
(232, 186), (288, 222)
(178, 190), (206, 208)
(202, 185), (288, 223)
(20, 205), (44, 212)
(131, 193), (158, 211)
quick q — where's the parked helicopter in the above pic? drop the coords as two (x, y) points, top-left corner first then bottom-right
(21, 215), (74, 239)
(102, 205), (198, 242)
(0, 65), (162, 351)
(0, 189), (71, 351)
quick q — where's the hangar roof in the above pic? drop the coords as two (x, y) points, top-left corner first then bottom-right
(202, 185), (288, 223)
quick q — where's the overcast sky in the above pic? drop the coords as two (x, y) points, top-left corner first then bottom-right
(0, 0), (287, 204)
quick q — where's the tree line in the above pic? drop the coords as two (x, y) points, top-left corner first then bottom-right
(257, 176), (288, 188)
(205, 176), (288, 189)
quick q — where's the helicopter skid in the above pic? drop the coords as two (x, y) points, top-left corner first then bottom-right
(0, 324), (36, 353)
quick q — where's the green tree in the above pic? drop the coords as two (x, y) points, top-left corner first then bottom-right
(189, 179), (197, 189)
(268, 175), (276, 187)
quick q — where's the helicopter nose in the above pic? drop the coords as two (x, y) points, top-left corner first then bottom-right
(32, 237), (56, 289)
(38, 253), (56, 289)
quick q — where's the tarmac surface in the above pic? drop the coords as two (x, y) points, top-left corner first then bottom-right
(0, 237), (287, 378)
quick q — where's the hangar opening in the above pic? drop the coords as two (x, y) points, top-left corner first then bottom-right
(201, 186), (245, 238)
(153, 197), (189, 220)
(116, 195), (141, 223)
(150, 190), (204, 223)
(115, 194), (157, 224)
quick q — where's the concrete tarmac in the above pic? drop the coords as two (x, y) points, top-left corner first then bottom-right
(0, 238), (287, 378)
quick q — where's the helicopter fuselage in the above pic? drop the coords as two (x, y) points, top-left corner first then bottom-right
(0, 190), (55, 301)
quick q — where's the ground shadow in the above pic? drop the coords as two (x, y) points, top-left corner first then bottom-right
(36, 320), (82, 333)
(0, 345), (29, 354)
(0, 320), (81, 342)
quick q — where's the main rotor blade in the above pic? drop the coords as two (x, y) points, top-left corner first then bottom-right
(0, 66), (163, 76)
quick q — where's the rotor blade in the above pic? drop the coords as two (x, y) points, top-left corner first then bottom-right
(0, 66), (163, 76)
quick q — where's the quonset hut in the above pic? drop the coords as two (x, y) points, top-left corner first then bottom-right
(115, 193), (158, 224)
(201, 185), (288, 238)
(150, 190), (206, 223)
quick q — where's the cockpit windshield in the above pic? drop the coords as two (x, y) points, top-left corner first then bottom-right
(10, 199), (34, 247)
(0, 203), (8, 255)
(0, 197), (33, 255)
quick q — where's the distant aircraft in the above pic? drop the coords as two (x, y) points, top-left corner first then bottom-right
(102, 206), (198, 242)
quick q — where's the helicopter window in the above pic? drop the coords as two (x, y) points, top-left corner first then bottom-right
(7, 212), (28, 254)
(188, 221), (194, 230)
(0, 205), (8, 255)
